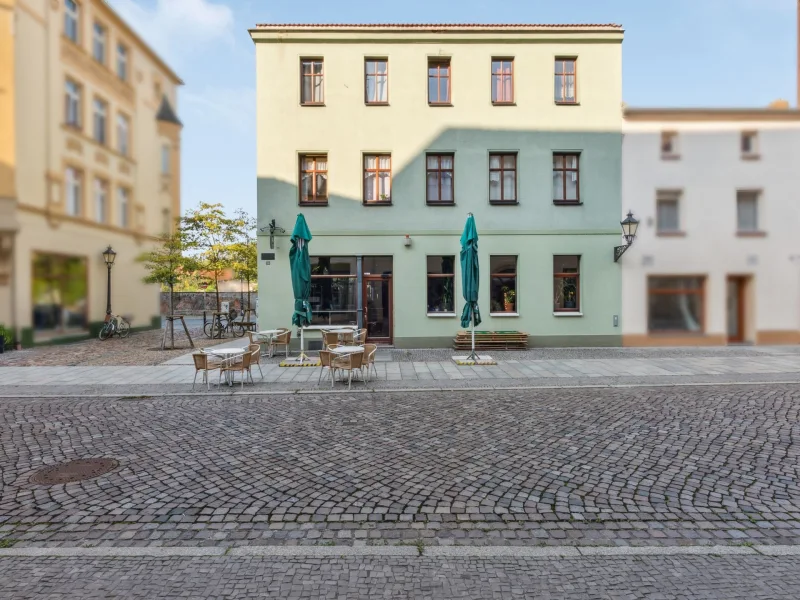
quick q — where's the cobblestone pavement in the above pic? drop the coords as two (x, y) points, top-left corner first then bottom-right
(2, 555), (799, 598)
(1, 384), (800, 547)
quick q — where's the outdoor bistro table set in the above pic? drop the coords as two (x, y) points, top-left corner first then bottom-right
(192, 211), (487, 389)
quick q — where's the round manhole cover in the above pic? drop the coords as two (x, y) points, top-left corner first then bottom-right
(30, 459), (119, 485)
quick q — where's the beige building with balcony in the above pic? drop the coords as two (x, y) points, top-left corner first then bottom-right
(0, 0), (182, 346)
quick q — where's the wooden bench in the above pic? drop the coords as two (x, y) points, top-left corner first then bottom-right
(453, 330), (529, 351)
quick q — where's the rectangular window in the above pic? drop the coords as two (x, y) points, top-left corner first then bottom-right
(656, 191), (681, 234)
(648, 277), (704, 333)
(363, 154), (391, 204)
(64, 79), (81, 128)
(64, 0), (79, 42)
(162, 208), (171, 234)
(427, 256), (456, 314)
(118, 187), (129, 228)
(299, 155), (328, 205)
(489, 153), (517, 204)
(741, 131), (758, 158)
(428, 59), (451, 105)
(554, 58), (576, 103)
(300, 59), (324, 105)
(661, 131), (679, 158)
(117, 44), (128, 81)
(161, 144), (170, 175)
(736, 190), (759, 233)
(117, 113), (129, 156)
(426, 154), (454, 205)
(32, 253), (88, 336)
(94, 178), (108, 223)
(491, 58), (514, 104)
(365, 59), (388, 104)
(93, 98), (107, 145)
(64, 167), (82, 216)
(553, 255), (580, 312)
(552, 153), (580, 203)
(310, 256), (358, 327)
(92, 21), (106, 64)
(490, 255), (517, 314)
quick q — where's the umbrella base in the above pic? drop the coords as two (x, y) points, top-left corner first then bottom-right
(451, 355), (496, 366)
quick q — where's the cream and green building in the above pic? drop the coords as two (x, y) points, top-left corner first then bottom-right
(0, 0), (182, 346)
(251, 23), (625, 347)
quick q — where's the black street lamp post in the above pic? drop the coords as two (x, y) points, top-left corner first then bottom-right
(102, 246), (117, 316)
(613, 211), (640, 262)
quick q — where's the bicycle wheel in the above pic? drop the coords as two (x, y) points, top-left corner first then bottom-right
(118, 319), (131, 338)
(98, 322), (112, 341)
(210, 319), (225, 339)
(203, 322), (214, 338)
(232, 323), (246, 338)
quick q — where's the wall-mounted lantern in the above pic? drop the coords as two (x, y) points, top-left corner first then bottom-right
(613, 211), (640, 262)
(259, 219), (286, 250)
(403, 234), (412, 247)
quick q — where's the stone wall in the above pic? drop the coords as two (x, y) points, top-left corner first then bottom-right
(160, 292), (256, 315)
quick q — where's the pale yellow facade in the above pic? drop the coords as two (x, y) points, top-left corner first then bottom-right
(0, 0), (182, 345)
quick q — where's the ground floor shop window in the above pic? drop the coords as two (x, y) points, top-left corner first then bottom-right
(31, 253), (88, 335)
(427, 255), (455, 314)
(553, 255), (580, 312)
(648, 276), (704, 333)
(309, 256), (358, 326)
(490, 255), (517, 314)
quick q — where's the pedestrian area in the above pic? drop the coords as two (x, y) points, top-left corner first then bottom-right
(2, 342), (800, 388)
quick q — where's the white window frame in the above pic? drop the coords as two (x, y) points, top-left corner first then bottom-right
(656, 190), (682, 234)
(116, 43), (128, 81)
(118, 187), (129, 228)
(65, 167), (81, 216)
(161, 144), (170, 175)
(64, 0), (79, 42)
(94, 179), (108, 223)
(117, 113), (129, 156)
(93, 98), (107, 145)
(92, 21), (106, 64)
(741, 131), (759, 158)
(736, 190), (760, 233)
(65, 79), (81, 127)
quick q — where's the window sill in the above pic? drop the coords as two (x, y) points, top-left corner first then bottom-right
(555, 101), (580, 106)
(363, 201), (392, 206)
(300, 103), (326, 107)
(552, 200), (582, 206)
(661, 154), (681, 161)
(490, 312), (519, 317)
(741, 154), (761, 161)
(428, 103), (453, 107)
(489, 201), (519, 206)
(426, 202), (456, 207)
(427, 313), (456, 318)
(365, 102), (390, 107)
(492, 102), (516, 106)
(736, 231), (766, 237)
(299, 202), (329, 207)
(553, 312), (583, 317)
(657, 231), (686, 237)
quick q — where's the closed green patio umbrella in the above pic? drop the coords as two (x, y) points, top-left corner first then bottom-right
(460, 213), (481, 361)
(290, 214), (313, 361)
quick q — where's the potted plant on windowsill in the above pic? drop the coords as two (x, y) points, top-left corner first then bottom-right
(564, 286), (577, 309)
(501, 287), (516, 312)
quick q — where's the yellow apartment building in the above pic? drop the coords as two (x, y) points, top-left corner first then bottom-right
(0, 0), (182, 346)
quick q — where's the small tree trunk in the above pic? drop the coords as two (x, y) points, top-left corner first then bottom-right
(214, 274), (221, 311)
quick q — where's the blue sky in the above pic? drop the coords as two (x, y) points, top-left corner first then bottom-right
(106, 0), (797, 218)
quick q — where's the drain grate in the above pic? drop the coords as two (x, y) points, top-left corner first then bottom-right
(30, 459), (119, 485)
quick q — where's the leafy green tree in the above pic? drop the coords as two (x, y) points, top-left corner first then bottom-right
(137, 226), (197, 318)
(181, 202), (242, 312)
(231, 209), (258, 312)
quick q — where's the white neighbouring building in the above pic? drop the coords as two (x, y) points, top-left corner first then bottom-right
(621, 105), (800, 346)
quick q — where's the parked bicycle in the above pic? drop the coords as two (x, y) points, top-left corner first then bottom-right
(204, 309), (246, 339)
(99, 313), (131, 340)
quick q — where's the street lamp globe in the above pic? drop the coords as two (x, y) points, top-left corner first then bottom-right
(620, 211), (640, 245)
(102, 245), (117, 266)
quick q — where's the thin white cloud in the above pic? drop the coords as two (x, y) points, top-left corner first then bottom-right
(107, 0), (235, 65)
(183, 87), (256, 134)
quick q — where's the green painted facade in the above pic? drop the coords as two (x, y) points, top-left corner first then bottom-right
(257, 130), (623, 347)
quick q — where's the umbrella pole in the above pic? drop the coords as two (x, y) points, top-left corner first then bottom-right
(298, 326), (308, 362)
(468, 309), (478, 362)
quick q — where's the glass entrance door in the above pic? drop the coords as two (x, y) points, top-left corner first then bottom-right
(363, 276), (392, 344)
(726, 276), (745, 343)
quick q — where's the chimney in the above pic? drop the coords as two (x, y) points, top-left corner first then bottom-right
(768, 99), (790, 109)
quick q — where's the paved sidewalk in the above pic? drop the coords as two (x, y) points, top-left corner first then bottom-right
(3, 344), (800, 390)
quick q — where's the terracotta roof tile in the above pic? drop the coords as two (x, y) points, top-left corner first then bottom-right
(254, 23), (623, 30)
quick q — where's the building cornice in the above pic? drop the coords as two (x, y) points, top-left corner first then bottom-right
(624, 108), (800, 122)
